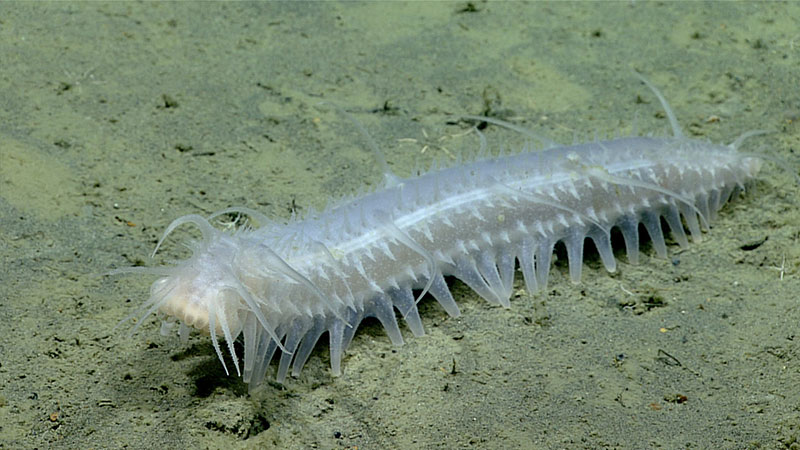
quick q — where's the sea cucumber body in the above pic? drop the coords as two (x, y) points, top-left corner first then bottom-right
(142, 132), (761, 389)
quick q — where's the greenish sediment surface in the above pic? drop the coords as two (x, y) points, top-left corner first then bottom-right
(1, 3), (799, 448)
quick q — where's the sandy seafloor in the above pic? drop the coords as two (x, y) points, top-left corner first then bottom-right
(1, 2), (800, 449)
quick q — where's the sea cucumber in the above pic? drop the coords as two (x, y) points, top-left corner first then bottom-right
(116, 75), (765, 391)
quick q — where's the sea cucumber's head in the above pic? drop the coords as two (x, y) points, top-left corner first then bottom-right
(741, 155), (763, 179)
(127, 214), (256, 342)
(116, 213), (294, 377)
(153, 232), (247, 337)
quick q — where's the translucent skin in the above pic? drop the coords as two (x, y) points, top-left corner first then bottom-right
(141, 134), (760, 387)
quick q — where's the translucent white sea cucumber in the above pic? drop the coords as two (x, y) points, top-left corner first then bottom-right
(114, 74), (766, 391)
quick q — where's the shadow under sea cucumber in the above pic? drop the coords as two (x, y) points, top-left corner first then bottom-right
(114, 73), (768, 392)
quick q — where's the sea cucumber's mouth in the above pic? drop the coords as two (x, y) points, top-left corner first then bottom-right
(155, 280), (243, 336)
(744, 156), (763, 177)
(160, 294), (214, 334)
